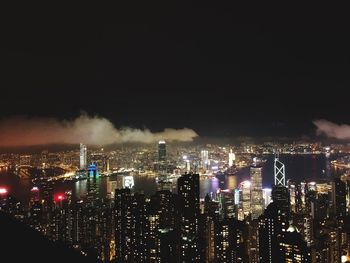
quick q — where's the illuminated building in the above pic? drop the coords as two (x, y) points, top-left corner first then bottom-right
(87, 171), (99, 205)
(218, 189), (236, 219)
(274, 156), (286, 186)
(158, 228), (178, 262)
(228, 149), (236, 167)
(272, 185), (290, 219)
(158, 141), (166, 162)
(80, 143), (87, 169)
(201, 150), (209, 170)
(29, 187), (42, 230)
(262, 188), (272, 209)
(279, 226), (311, 262)
(332, 177), (346, 221)
(114, 188), (134, 262)
(186, 160), (190, 172)
(308, 182), (316, 191)
(19, 155), (31, 166)
(178, 173), (200, 262)
(123, 175), (134, 189)
(106, 177), (118, 199)
(316, 183), (331, 194)
(115, 189), (148, 262)
(90, 152), (108, 172)
(250, 165), (264, 219)
(0, 187), (9, 211)
(88, 163), (99, 178)
(288, 181), (296, 213)
(214, 218), (247, 262)
(147, 210), (160, 261)
(153, 190), (176, 229)
(240, 181), (251, 219)
(258, 202), (288, 262)
(226, 171), (237, 190)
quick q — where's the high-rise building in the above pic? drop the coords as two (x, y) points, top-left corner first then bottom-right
(201, 150), (209, 170)
(272, 185), (291, 219)
(228, 149), (235, 167)
(279, 226), (311, 262)
(240, 181), (251, 219)
(250, 165), (264, 219)
(87, 163), (99, 178)
(218, 189), (236, 219)
(332, 177), (346, 221)
(80, 143), (87, 170)
(114, 188), (134, 262)
(288, 181), (297, 213)
(214, 218), (246, 262)
(262, 188), (272, 209)
(274, 156), (286, 186)
(158, 141), (166, 162)
(158, 228), (178, 263)
(259, 202), (289, 262)
(178, 173), (200, 262)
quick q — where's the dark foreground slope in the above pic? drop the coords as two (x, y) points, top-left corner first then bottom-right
(0, 212), (98, 263)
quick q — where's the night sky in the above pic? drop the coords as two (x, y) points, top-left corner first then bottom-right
(1, 4), (349, 139)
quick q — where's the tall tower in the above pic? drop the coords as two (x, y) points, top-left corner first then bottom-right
(201, 150), (209, 170)
(79, 143), (87, 170)
(158, 141), (166, 162)
(178, 173), (200, 262)
(250, 165), (264, 219)
(228, 149), (235, 167)
(240, 181), (251, 219)
(258, 202), (289, 262)
(274, 153), (285, 186)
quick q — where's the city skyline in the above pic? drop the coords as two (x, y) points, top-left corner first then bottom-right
(1, 3), (350, 263)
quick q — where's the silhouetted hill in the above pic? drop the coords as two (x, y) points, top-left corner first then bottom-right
(0, 212), (99, 263)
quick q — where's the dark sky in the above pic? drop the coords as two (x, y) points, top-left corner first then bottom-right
(1, 3), (349, 138)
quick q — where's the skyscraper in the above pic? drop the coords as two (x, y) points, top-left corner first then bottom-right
(250, 165), (264, 219)
(114, 188), (134, 262)
(279, 226), (311, 262)
(272, 185), (291, 219)
(259, 202), (289, 262)
(201, 150), (209, 170)
(158, 141), (166, 162)
(228, 149), (235, 167)
(80, 143), (87, 169)
(262, 188), (272, 209)
(332, 177), (346, 221)
(178, 173), (200, 262)
(218, 189), (236, 219)
(240, 181), (251, 220)
(214, 218), (246, 262)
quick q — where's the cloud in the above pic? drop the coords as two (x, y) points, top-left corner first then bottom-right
(0, 113), (198, 146)
(313, 119), (350, 140)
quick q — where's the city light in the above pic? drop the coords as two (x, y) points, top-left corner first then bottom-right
(0, 187), (8, 195)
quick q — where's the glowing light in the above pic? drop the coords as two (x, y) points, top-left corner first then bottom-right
(54, 194), (65, 202)
(0, 187), (8, 195)
(182, 155), (188, 160)
(31, 187), (39, 191)
(241, 180), (251, 187)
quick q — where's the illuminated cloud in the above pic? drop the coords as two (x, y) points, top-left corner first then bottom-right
(313, 119), (350, 140)
(0, 113), (198, 146)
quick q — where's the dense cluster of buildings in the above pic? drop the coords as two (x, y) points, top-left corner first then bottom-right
(0, 141), (350, 262)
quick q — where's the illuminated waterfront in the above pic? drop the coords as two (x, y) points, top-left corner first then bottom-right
(0, 154), (341, 205)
